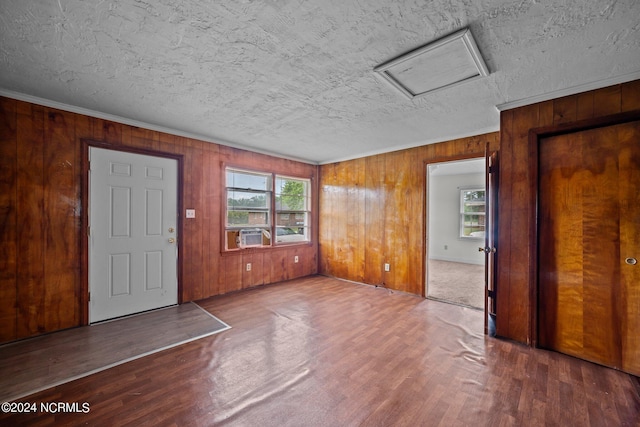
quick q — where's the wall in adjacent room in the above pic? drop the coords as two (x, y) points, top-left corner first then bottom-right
(428, 172), (485, 266)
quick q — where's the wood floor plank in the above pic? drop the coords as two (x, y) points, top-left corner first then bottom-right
(1, 276), (638, 426)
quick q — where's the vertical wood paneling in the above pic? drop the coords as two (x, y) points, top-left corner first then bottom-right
(267, 250), (287, 283)
(576, 93), (594, 121)
(507, 105), (538, 343)
(181, 139), (196, 301)
(383, 150), (419, 293)
(364, 155), (385, 285)
(202, 147), (220, 297)
(538, 101), (555, 127)
(243, 252), (264, 289)
(319, 164), (337, 276)
(319, 132), (499, 297)
(495, 110), (513, 339)
(288, 248), (301, 279)
(75, 115), (92, 145)
(185, 143), (205, 300)
(319, 162), (351, 279)
(553, 96), (578, 124)
(497, 80), (640, 346)
(130, 127), (158, 150)
(0, 98), (18, 342)
(382, 151), (403, 289)
(407, 151), (425, 291)
(88, 117), (122, 145)
(349, 158), (366, 282)
(0, 95), (318, 344)
(621, 80), (640, 111)
(43, 109), (80, 332)
(223, 256), (243, 293)
(592, 86), (622, 117)
(309, 246), (318, 276)
(16, 102), (45, 337)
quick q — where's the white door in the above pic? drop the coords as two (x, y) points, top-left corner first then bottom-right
(89, 147), (178, 323)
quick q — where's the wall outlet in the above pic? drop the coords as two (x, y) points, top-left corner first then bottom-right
(294, 256), (299, 263)
(384, 263), (390, 272)
(246, 263), (251, 272)
(186, 209), (196, 218)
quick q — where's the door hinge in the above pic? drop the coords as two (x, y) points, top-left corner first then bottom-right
(488, 165), (494, 174)
(88, 292), (90, 301)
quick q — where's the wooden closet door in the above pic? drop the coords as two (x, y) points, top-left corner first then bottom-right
(538, 120), (640, 376)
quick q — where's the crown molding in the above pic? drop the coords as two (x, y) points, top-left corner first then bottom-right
(0, 89), (318, 165)
(495, 70), (640, 112)
(318, 125), (500, 165)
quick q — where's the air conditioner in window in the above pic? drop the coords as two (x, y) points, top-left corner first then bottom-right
(238, 229), (264, 248)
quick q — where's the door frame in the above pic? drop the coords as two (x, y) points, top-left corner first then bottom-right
(424, 154), (490, 326)
(80, 139), (184, 325)
(528, 109), (640, 348)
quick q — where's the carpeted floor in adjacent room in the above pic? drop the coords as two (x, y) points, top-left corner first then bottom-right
(427, 259), (485, 309)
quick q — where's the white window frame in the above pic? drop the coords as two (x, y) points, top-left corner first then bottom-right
(225, 168), (272, 249)
(224, 167), (311, 250)
(275, 175), (311, 244)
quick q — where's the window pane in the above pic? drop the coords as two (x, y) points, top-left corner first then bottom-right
(227, 190), (269, 210)
(227, 211), (269, 227)
(227, 170), (270, 191)
(463, 189), (485, 202)
(460, 188), (485, 238)
(276, 212), (308, 227)
(276, 177), (308, 211)
(275, 226), (308, 243)
(462, 190), (485, 212)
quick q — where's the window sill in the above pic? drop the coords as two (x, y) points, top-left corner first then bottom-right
(221, 241), (312, 256)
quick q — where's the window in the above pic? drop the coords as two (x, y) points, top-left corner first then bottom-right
(226, 169), (271, 249)
(460, 188), (485, 239)
(275, 176), (311, 243)
(225, 168), (311, 250)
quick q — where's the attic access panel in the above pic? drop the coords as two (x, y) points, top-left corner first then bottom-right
(374, 28), (489, 99)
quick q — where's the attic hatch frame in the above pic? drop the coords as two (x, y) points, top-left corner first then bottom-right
(374, 28), (490, 100)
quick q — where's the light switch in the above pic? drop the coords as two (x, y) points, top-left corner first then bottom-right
(186, 209), (196, 218)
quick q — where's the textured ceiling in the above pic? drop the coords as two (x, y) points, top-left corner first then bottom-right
(1, 0), (639, 164)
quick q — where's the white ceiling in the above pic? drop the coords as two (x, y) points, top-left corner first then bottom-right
(1, 1), (639, 164)
(429, 158), (485, 176)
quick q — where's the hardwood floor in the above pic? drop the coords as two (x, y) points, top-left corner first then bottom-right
(0, 302), (230, 402)
(1, 276), (638, 426)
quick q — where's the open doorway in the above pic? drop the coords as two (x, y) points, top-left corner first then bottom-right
(426, 158), (485, 310)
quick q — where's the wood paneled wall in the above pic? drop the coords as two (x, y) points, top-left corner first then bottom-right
(497, 79), (640, 345)
(0, 96), (318, 344)
(319, 133), (500, 296)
